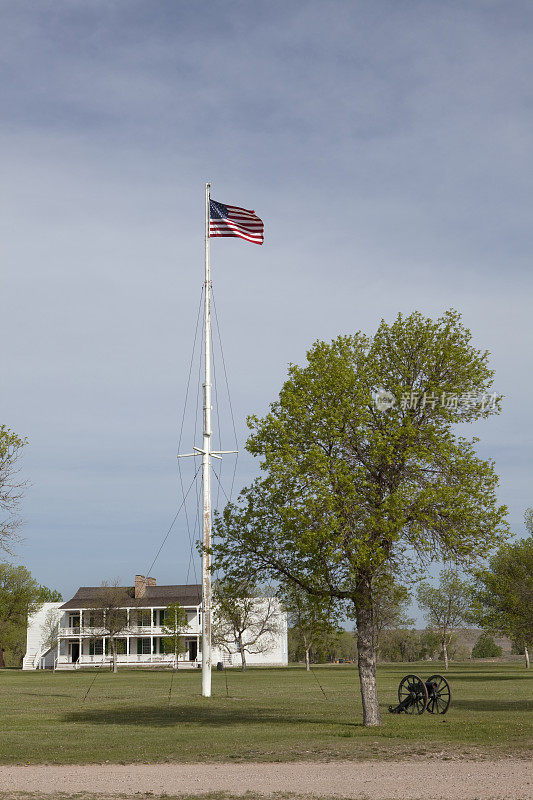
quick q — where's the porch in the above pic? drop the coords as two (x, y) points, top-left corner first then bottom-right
(57, 633), (201, 667)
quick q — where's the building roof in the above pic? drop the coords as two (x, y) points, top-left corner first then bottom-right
(60, 584), (202, 610)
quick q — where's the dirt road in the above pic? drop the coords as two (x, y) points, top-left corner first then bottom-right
(1, 758), (531, 799)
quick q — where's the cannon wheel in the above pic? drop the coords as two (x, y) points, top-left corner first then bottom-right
(398, 674), (428, 714)
(426, 674), (452, 714)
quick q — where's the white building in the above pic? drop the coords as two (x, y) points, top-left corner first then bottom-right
(23, 574), (288, 670)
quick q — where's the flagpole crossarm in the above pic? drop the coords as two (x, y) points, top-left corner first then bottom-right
(189, 446), (220, 460)
(177, 448), (236, 460)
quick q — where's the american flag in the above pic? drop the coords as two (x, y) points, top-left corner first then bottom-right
(209, 200), (264, 245)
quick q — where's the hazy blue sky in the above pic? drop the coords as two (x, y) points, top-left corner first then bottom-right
(2, 1), (532, 608)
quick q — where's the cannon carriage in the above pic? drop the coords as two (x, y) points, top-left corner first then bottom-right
(388, 674), (451, 715)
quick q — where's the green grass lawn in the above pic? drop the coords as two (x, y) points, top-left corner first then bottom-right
(1, 662), (531, 764)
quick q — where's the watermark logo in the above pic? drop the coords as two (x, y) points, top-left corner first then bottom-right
(374, 390), (396, 411)
(373, 390), (498, 412)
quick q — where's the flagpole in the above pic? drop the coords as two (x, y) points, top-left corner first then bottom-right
(201, 182), (212, 698)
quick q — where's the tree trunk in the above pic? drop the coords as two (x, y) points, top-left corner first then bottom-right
(112, 642), (118, 673)
(305, 648), (310, 671)
(239, 637), (246, 671)
(354, 582), (382, 727)
(443, 639), (449, 670)
(525, 646), (530, 669)
(0, 647), (4, 669)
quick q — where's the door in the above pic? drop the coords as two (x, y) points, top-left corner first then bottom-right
(188, 640), (197, 661)
(70, 641), (80, 663)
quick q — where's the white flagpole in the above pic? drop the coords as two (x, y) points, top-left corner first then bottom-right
(201, 182), (212, 698)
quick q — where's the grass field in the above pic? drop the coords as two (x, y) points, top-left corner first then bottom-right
(1, 662), (531, 764)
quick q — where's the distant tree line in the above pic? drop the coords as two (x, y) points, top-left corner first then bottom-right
(288, 622), (505, 666)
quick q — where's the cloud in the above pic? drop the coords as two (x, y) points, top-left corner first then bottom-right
(1, 1), (532, 600)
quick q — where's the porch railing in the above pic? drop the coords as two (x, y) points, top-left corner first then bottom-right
(56, 653), (201, 666)
(59, 625), (201, 636)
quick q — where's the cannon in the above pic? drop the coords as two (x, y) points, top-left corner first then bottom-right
(388, 674), (451, 715)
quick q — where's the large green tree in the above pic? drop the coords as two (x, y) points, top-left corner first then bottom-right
(212, 310), (507, 725)
(471, 527), (533, 668)
(0, 426), (26, 555)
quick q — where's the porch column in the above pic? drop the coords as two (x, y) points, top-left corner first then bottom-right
(79, 610), (83, 664)
(150, 608), (154, 661)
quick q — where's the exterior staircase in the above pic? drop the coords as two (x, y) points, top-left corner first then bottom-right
(22, 649), (40, 670)
(23, 601), (63, 670)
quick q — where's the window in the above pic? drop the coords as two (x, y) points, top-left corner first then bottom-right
(68, 614), (80, 628)
(137, 638), (151, 655)
(89, 639), (104, 656)
(137, 610), (151, 628)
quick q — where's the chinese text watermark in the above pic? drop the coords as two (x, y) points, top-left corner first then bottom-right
(374, 390), (498, 412)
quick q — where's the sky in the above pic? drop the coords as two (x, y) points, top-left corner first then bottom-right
(2, 1), (533, 616)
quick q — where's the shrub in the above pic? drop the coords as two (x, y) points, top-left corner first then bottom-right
(472, 632), (503, 658)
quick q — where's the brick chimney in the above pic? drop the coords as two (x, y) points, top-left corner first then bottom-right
(146, 577), (156, 587)
(135, 574), (146, 599)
